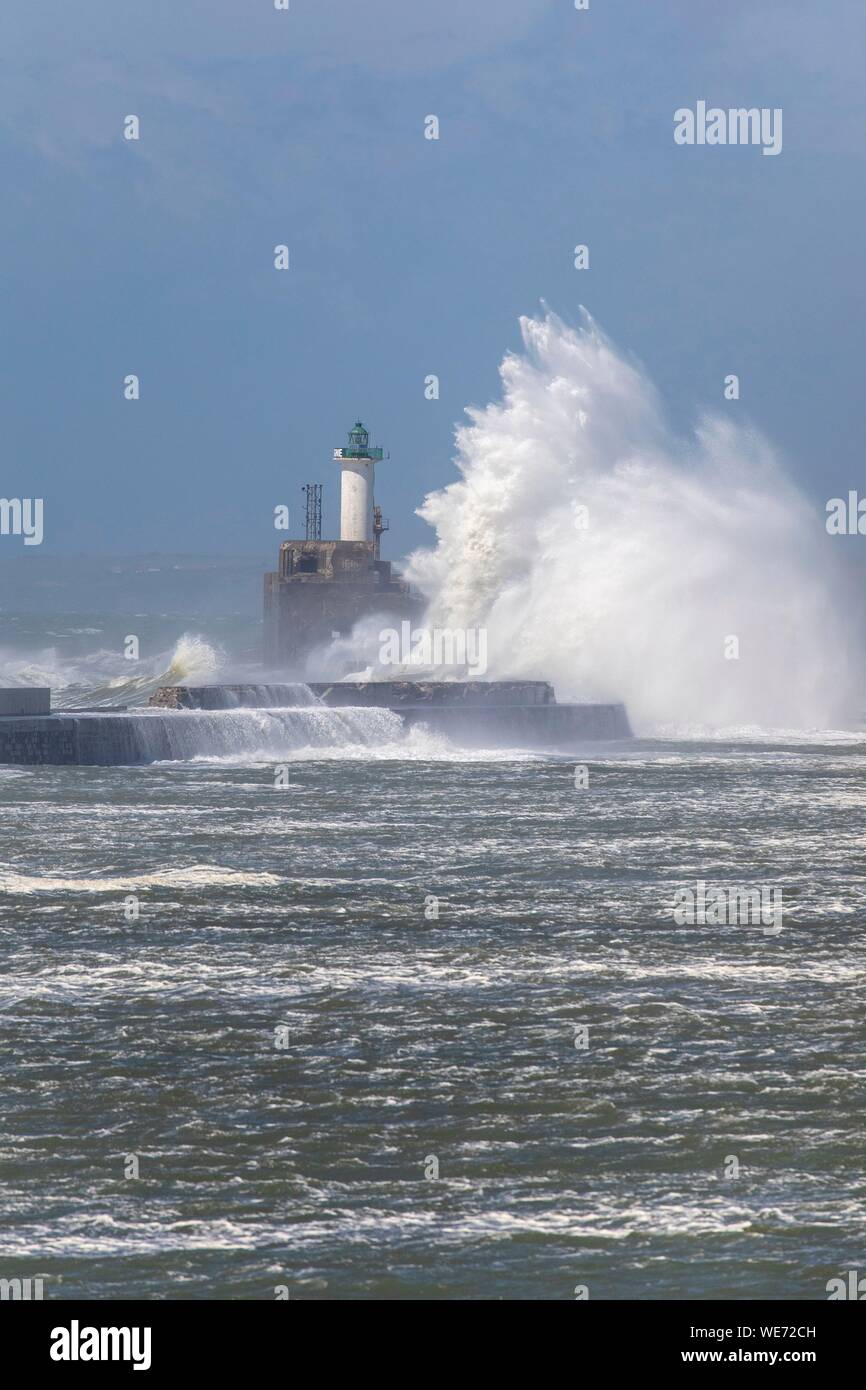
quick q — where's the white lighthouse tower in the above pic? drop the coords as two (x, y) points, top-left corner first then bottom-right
(333, 421), (385, 543)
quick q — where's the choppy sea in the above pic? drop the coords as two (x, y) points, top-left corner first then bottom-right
(2, 681), (865, 1299)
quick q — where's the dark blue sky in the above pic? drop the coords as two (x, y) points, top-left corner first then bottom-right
(1, 0), (863, 559)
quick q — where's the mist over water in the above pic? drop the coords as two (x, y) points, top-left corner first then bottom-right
(406, 310), (857, 733)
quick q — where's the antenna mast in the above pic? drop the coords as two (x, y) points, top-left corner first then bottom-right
(302, 483), (322, 541)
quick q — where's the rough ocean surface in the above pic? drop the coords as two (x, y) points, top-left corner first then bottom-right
(1, 730), (864, 1301)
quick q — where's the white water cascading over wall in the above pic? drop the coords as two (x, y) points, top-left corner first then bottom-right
(72, 706), (406, 763)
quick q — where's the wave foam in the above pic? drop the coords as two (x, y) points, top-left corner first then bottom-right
(0, 865), (284, 895)
(404, 308), (859, 730)
(0, 633), (223, 708)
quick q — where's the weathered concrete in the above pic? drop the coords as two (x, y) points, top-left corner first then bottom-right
(398, 701), (631, 744)
(0, 714), (141, 765)
(0, 715), (79, 763)
(0, 687), (50, 716)
(150, 681), (556, 710)
(150, 684), (316, 710)
(263, 540), (423, 673)
(309, 681), (556, 708)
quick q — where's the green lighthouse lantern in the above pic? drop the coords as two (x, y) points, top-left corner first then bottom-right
(347, 421), (369, 453)
(338, 421), (383, 461)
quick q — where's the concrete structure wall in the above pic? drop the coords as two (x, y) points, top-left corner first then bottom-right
(264, 537), (423, 674)
(0, 716), (78, 763)
(0, 688), (50, 716)
(277, 540), (374, 581)
(306, 681), (556, 708)
(263, 570), (424, 674)
(397, 702), (632, 744)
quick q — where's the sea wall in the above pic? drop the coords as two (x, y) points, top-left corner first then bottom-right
(150, 681), (556, 710)
(0, 715), (79, 763)
(399, 702), (632, 744)
(0, 707), (405, 765)
(0, 684), (632, 764)
(0, 715), (147, 765)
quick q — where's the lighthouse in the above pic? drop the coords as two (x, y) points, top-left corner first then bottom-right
(265, 416), (420, 670)
(333, 420), (385, 543)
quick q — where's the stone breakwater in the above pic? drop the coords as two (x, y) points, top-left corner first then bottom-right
(150, 681), (557, 710)
(0, 683), (632, 764)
